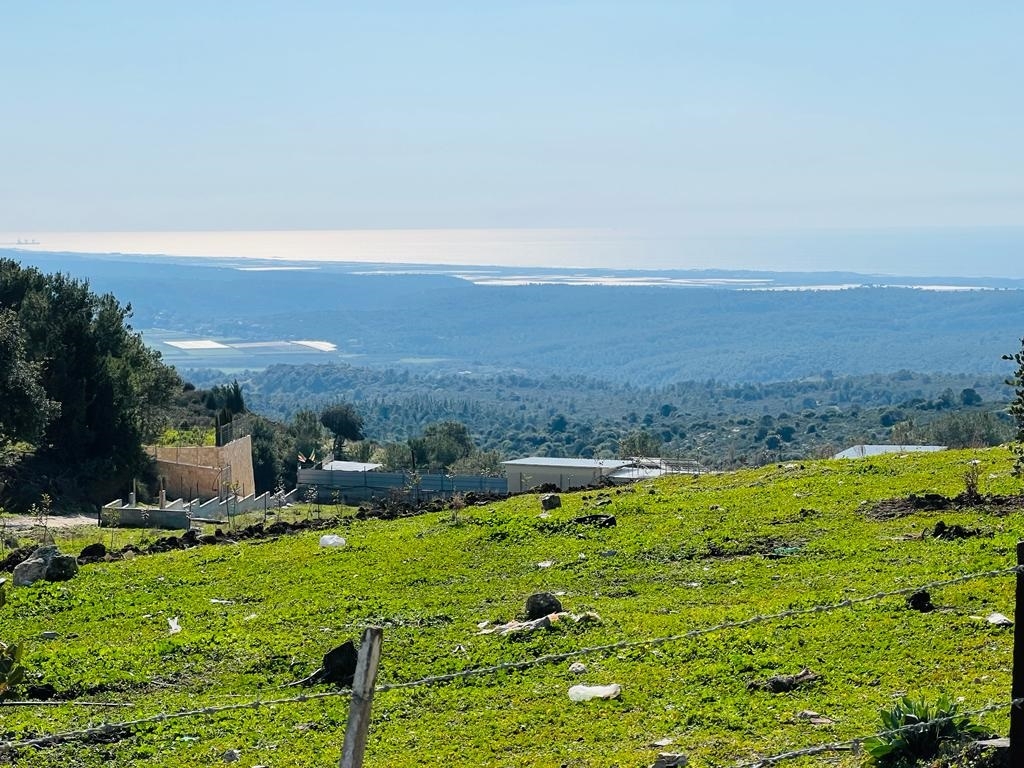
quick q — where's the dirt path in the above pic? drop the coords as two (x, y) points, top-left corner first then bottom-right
(1, 514), (98, 532)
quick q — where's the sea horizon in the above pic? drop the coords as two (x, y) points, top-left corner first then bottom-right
(2, 225), (1024, 278)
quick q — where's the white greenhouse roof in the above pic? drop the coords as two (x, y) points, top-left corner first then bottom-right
(833, 445), (946, 459)
(322, 460), (383, 472)
(502, 457), (629, 469)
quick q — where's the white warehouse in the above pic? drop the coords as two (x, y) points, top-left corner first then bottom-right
(502, 457), (630, 493)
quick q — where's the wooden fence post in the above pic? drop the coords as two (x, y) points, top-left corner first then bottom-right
(340, 627), (384, 768)
(1010, 542), (1024, 763)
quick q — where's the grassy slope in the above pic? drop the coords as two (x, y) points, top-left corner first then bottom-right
(3, 448), (1023, 767)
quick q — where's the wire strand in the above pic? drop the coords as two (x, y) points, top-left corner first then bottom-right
(373, 565), (1021, 691)
(729, 697), (1024, 767)
(1, 564), (1018, 753)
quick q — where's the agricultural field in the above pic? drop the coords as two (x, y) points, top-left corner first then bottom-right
(2, 448), (1024, 767)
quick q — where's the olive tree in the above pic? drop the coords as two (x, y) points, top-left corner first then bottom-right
(1005, 338), (1024, 475)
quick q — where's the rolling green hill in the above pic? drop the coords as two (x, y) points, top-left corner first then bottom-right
(2, 447), (1023, 767)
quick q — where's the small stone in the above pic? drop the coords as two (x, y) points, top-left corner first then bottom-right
(222, 748), (241, 762)
(796, 709), (835, 724)
(540, 494), (561, 511)
(569, 662), (587, 674)
(906, 590), (934, 613)
(651, 753), (688, 768)
(525, 592), (563, 620)
(40, 631), (58, 640)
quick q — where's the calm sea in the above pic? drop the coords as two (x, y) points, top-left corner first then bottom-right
(2, 226), (1022, 277)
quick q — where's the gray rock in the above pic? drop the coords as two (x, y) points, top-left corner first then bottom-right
(540, 494), (561, 510)
(45, 554), (79, 582)
(12, 545), (79, 586)
(652, 754), (688, 768)
(525, 592), (563, 620)
(13, 557), (48, 587)
(32, 545), (60, 562)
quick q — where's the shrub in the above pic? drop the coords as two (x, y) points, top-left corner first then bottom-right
(0, 579), (26, 696)
(864, 695), (989, 766)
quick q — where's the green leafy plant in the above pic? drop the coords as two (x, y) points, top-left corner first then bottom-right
(864, 695), (989, 766)
(30, 491), (52, 544)
(0, 579), (26, 696)
(963, 461), (982, 500)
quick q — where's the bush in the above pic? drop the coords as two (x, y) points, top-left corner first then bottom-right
(0, 580), (26, 696)
(864, 695), (989, 766)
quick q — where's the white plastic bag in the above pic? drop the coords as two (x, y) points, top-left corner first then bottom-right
(568, 683), (621, 702)
(319, 534), (347, 548)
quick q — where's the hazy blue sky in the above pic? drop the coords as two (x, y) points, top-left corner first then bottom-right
(2, 2), (1022, 273)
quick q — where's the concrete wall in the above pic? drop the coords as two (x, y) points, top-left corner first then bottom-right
(100, 505), (191, 530)
(218, 436), (255, 498)
(147, 436), (255, 501)
(194, 488), (299, 521)
(101, 488), (301, 529)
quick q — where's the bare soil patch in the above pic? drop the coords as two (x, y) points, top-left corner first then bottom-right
(863, 492), (1024, 521)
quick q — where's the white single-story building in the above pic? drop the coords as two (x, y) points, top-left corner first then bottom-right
(833, 444), (946, 459)
(502, 457), (630, 493)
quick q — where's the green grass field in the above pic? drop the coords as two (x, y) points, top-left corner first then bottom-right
(2, 448), (1023, 767)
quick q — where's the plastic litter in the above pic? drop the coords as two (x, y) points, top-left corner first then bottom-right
(987, 612), (1013, 626)
(319, 534), (347, 548)
(168, 616), (181, 634)
(568, 683), (621, 702)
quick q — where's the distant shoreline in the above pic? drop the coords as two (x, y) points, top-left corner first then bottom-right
(3, 226), (1024, 279)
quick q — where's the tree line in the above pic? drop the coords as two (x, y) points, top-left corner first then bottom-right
(1, 259), (179, 510)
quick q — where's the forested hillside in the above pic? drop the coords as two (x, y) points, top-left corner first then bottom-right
(9, 250), (1024, 385)
(187, 364), (1015, 467)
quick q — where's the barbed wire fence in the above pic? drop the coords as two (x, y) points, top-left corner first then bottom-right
(2, 560), (1023, 765)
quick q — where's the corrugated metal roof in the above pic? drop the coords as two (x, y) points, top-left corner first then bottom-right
(502, 457), (629, 469)
(833, 445), (946, 459)
(322, 460), (383, 472)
